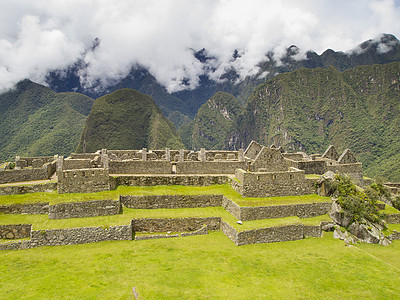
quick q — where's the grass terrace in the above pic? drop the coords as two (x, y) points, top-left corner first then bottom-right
(0, 183), (330, 206)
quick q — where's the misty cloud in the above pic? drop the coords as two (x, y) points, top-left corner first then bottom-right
(0, 0), (399, 93)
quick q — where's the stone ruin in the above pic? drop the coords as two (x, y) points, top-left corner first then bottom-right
(2, 141), (400, 250)
(0, 141), (365, 196)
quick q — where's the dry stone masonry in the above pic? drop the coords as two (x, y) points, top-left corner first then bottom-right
(0, 141), (383, 249)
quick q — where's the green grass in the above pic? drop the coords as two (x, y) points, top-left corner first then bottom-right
(0, 206), (328, 231)
(382, 205), (400, 214)
(1, 232), (400, 299)
(305, 174), (321, 179)
(300, 214), (332, 226)
(0, 183), (331, 206)
(231, 216), (303, 231)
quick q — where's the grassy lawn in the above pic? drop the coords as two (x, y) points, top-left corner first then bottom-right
(0, 184), (331, 206)
(1, 232), (400, 299)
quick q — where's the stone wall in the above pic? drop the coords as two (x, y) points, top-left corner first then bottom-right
(386, 214), (400, 224)
(63, 158), (93, 170)
(175, 161), (247, 174)
(0, 182), (57, 196)
(30, 225), (132, 247)
(0, 202), (49, 214)
(303, 225), (322, 237)
(390, 231), (400, 240)
(326, 163), (364, 186)
(110, 160), (172, 174)
(239, 202), (332, 221)
(111, 175), (229, 188)
(221, 222), (324, 246)
(220, 221), (238, 244)
(0, 167), (52, 184)
(296, 160), (327, 175)
(58, 168), (110, 193)
(131, 217), (221, 232)
(0, 224), (32, 239)
(70, 153), (99, 160)
(236, 225), (304, 245)
(49, 200), (121, 219)
(222, 197), (241, 219)
(0, 240), (31, 251)
(16, 156), (55, 169)
(120, 195), (223, 209)
(233, 168), (315, 197)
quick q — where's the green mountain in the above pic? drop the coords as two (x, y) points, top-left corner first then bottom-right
(179, 92), (241, 150)
(0, 80), (94, 160)
(230, 62), (400, 181)
(76, 88), (184, 152)
(47, 34), (400, 121)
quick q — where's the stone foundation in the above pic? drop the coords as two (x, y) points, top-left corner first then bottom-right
(0, 202), (49, 214)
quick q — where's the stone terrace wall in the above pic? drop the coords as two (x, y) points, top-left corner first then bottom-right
(0, 182), (57, 196)
(0, 241), (31, 251)
(30, 225), (132, 247)
(49, 200), (121, 219)
(0, 224), (32, 239)
(111, 175), (229, 188)
(131, 217), (221, 232)
(120, 195), (223, 209)
(303, 225), (322, 237)
(0, 202), (49, 214)
(110, 160), (172, 174)
(220, 221), (238, 244)
(222, 197), (241, 219)
(386, 214), (400, 224)
(222, 223), (324, 246)
(239, 202), (332, 221)
(175, 161), (247, 174)
(0, 167), (51, 184)
(236, 224), (304, 245)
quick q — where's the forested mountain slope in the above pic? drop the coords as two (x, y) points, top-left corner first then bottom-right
(0, 80), (93, 160)
(76, 88), (184, 153)
(230, 62), (400, 180)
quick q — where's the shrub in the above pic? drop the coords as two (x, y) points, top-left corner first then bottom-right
(330, 175), (384, 224)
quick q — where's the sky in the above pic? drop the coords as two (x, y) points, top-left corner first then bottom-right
(0, 0), (399, 93)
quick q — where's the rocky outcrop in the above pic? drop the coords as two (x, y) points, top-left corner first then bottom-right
(329, 200), (352, 228)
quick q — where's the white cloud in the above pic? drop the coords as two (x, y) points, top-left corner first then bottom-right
(0, 0), (399, 93)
